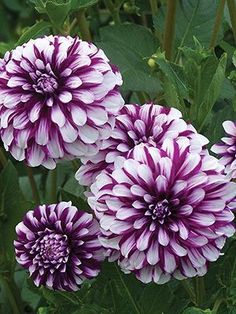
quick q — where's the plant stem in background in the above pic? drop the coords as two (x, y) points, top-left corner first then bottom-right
(26, 166), (40, 204)
(181, 280), (197, 305)
(50, 168), (57, 203)
(105, 0), (121, 24)
(149, 0), (158, 16)
(209, 0), (226, 48)
(227, 0), (236, 43)
(163, 0), (177, 60)
(77, 9), (92, 41)
(114, 264), (141, 314)
(195, 277), (205, 307)
(149, 0), (162, 41)
(0, 275), (24, 314)
(212, 298), (224, 314)
(136, 91), (147, 104)
(0, 148), (7, 168)
(71, 160), (80, 172)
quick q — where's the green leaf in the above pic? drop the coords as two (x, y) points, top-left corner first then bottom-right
(233, 50), (236, 68)
(97, 24), (161, 95)
(59, 189), (89, 212)
(15, 271), (41, 311)
(0, 162), (30, 260)
(29, 0), (47, 13)
(45, 0), (71, 29)
(182, 307), (212, 314)
(3, 0), (23, 12)
(70, 0), (98, 10)
(153, 50), (189, 114)
(0, 42), (13, 56)
(220, 78), (235, 102)
(203, 102), (236, 145)
(16, 20), (51, 46)
(219, 40), (235, 62)
(197, 53), (227, 130)
(154, 0), (222, 49)
(37, 308), (50, 314)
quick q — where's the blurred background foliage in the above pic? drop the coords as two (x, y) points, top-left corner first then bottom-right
(0, 0), (236, 313)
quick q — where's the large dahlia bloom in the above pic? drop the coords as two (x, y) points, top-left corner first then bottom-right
(76, 104), (209, 186)
(211, 121), (236, 179)
(0, 36), (124, 169)
(14, 202), (104, 291)
(88, 140), (235, 284)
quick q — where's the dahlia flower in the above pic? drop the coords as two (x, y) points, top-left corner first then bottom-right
(14, 202), (104, 291)
(0, 36), (124, 169)
(88, 140), (235, 284)
(76, 103), (209, 186)
(211, 120), (236, 179)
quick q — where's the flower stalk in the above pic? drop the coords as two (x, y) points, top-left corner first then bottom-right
(163, 0), (177, 60)
(181, 280), (197, 305)
(0, 274), (24, 314)
(195, 277), (205, 308)
(104, 0), (122, 24)
(0, 148), (7, 168)
(149, 0), (158, 16)
(209, 0), (226, 48)
(26, 166), (40, 205)
(50, 168), (57, 203)
(77, 9), (92, 41)
(227, 0), (236, 43)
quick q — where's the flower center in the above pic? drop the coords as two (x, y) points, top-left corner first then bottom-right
(35, 74), (58, 94)
(32, 232), (70, 265)
(134, 135), (156, 146)
(148, 199), (171, 223)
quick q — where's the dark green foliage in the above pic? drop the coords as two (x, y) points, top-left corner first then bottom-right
(0, 1), (236, 313)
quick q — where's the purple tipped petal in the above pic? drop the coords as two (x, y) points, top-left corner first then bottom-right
(0, 36), (124, 168)
(88, 140), (236, 284)
(14, 202), (105, 291)
(76, 103), (209, 186)
(211, 120), (236, 178)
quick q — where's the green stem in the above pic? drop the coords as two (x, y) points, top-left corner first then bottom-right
(163, 0), (177, 60)
(65, 18), (77, 35)
(181, 280), (197, 305)
(0, 148), (7, 168)
(50, 168), (57, 203)
(105, 0), (121, 24)
(198, 109), (211, 132)
(26, 166), (40, 204)
(77, 9), (92, 41)
(114, 264), (141, 314)
(195, 277), (205, 307)
(212, 298), (224, 314)
(209, 0), (226, 48)
(0, 275), (23, 314)
(57, 291), (82, 305)
(149, 0), (158, 16)
(71, 160), (80, 172)
(149, 0), (162, 40)
(136, 91), (147, 104)
(109, 280), (117, 311)
(227, 0), (236, 43)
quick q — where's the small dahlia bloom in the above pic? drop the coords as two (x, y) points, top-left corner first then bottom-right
(76, 103), (209, 186)
(14, 202), (104, 291)
(211, 121), (236, 179)
(88, 140), (235, 284)
(0, 36), (124, 169)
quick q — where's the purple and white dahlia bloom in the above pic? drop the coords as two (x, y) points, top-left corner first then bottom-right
(211, 120), (236, 179)
(76, 103), (209, 186)
(0, 35), (124, 169)
(14, 202), (104, 291)
(88, 140), (235, 284)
